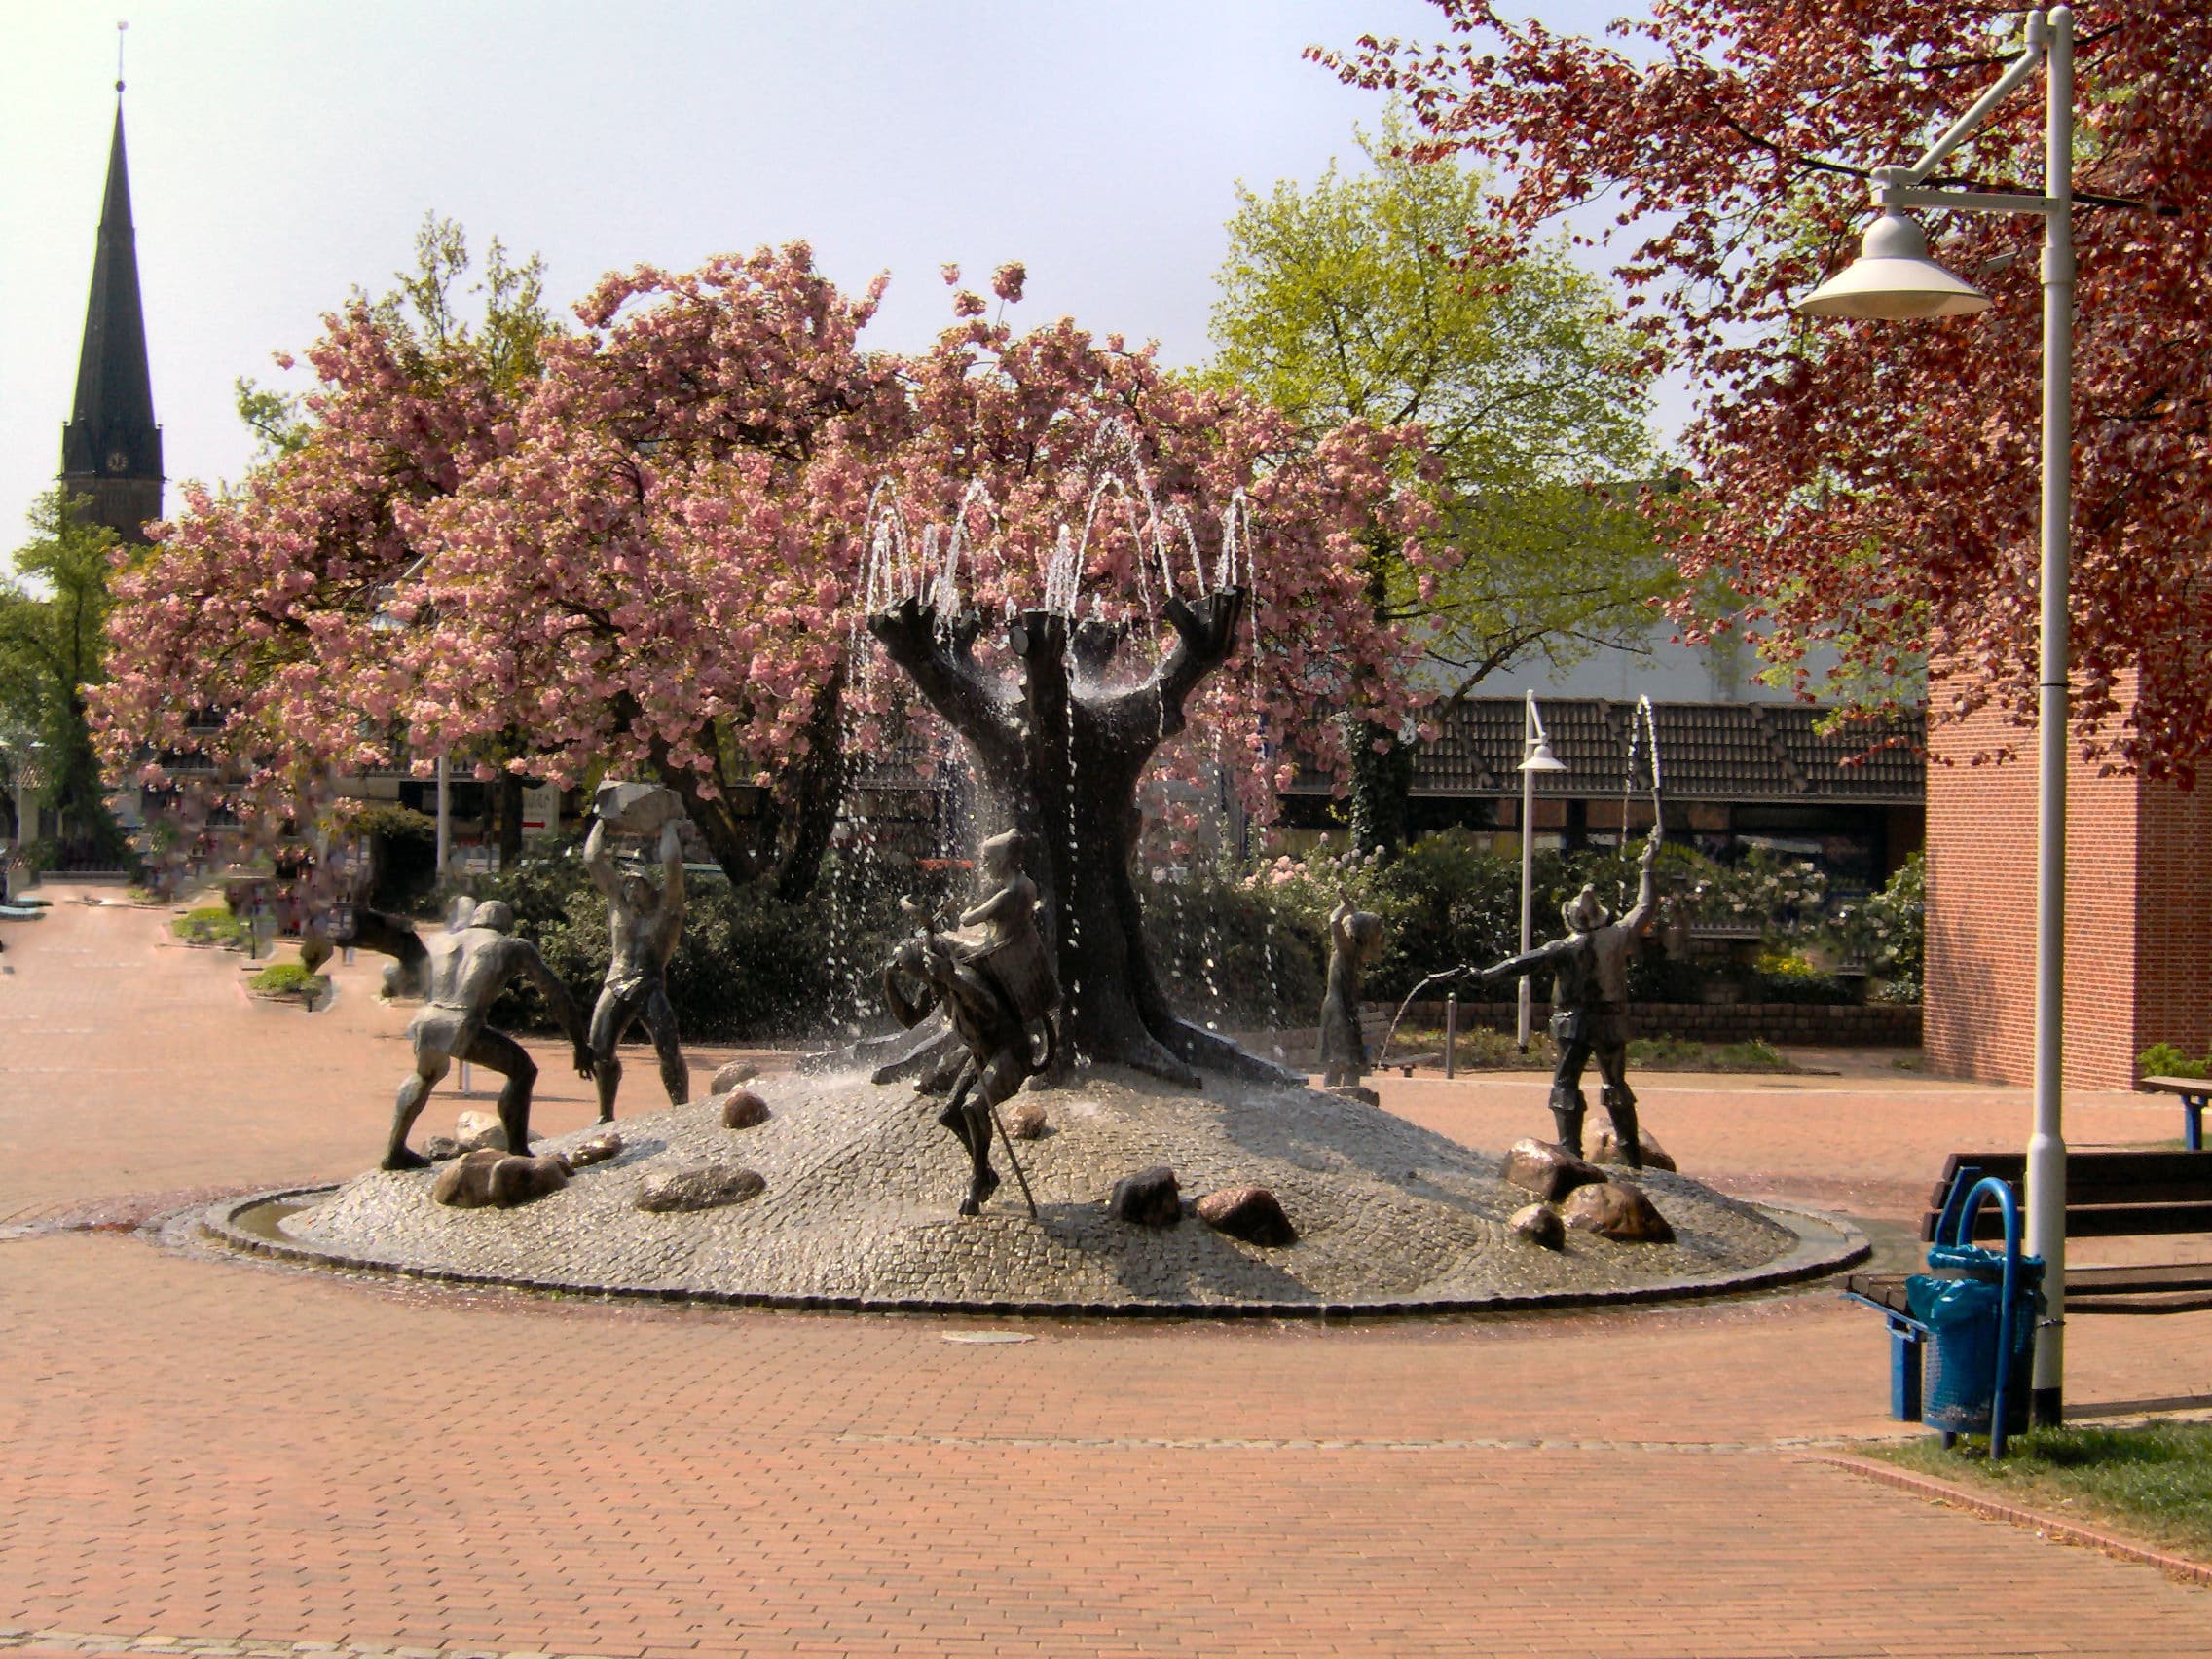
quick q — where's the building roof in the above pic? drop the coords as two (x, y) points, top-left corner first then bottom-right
(1291, 697), (1923, 804)
(59, 100), (162, 493)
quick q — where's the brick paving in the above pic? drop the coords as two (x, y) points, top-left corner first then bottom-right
(3, 891), (2210, 1657)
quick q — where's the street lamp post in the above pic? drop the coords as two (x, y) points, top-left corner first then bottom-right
(1797, 7), (2074, 1424)
(1518, 693), (1568, 1051)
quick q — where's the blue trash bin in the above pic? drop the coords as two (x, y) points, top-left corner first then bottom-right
(1906, 1254), (2043, 1435)
(1904, 1174), (2045, 1451)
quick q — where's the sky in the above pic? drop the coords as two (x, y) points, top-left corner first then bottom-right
(0, 0), (1669, 544)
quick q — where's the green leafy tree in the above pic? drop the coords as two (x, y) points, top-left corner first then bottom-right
(1209, 120), (1669, 853)
(0, 491), (127, 861)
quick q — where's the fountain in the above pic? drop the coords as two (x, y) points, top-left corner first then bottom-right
(197, 442), (1866, 1314)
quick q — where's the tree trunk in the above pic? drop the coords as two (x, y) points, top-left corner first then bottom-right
(498, 770), (525, 868)
(1346, 712), (1412, 860)
(869, 591), (1295, 1088)
(1346, 535), (1409, 860)
(771, 667), (851, 903)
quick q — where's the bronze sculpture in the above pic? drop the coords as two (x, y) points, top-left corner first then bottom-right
(1317, 902), (1384, 1089)
(583, 801), (689, 1123)
(383, 900), (592, 1170)
(881, 830), (1058, 1216)
(1478, 826), (1663, 1167)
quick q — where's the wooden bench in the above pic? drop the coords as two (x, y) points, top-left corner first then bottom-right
(1847, 1149), (2212, 1317)
(2136, 1074), (2209, 1151)
(1357, 1015), (1439, 1078)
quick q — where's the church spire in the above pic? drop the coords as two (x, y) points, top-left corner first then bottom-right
(59, 63), (163, 543)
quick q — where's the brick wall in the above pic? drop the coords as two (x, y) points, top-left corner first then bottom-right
(1925, 680), (2212, 1088)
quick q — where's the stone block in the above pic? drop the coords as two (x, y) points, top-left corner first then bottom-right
(593, 780), (683, 836)
(1108, 1165), (1181, 1228)
(636, 1162), (766, 1213)
(719, 1089), (771, 1129)
(1196, 1185), (1296, 1247)
(1561, 1179), (1675, 1244)
(1511, 1202), (1566, 1249)
(1595, 1130), (1677, 1173)
(1499, 1138), (1607, 1203)
(431, 1148), (570, 1209)
(567, 1130), (623, 1168)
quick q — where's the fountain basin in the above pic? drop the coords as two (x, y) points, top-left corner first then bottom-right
(200, 1069), (1865, 1315)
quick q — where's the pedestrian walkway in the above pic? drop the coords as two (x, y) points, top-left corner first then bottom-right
(3, 892), (2207, 1657)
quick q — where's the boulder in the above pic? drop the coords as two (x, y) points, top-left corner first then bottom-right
(431, 1148), (570, 1209)
(593, 780), (684, 836)
(1326, 1084), (1382, 1108)
(1108, 1165), (1182, 1228)
(451, 1111), (543, 1154)
(567, 1130), (624, 1168)
(422, 1135), (464, 1163)
(1499, 1139), (1608, 1203)
(719, 1089), (771, 1129)
(453, 1110), (505, 1151)
(636, 1162), (766, 1214)
(1510, 1202), (1567, 1250)
(1196, 1186), (1296, 1247)
(1004, 1099), (1050, 1140)
(1561, 1179), (1676, 1244)
(1595, 1129), (1677, 1173)
(710, 1059), (760, 1094)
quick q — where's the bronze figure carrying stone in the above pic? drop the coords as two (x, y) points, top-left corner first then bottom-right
(881, 830), (1058, 1216)
(1478, 826), (1663, 1167)
(583, 796), (689, 1123)
(383, 900), (593, 1171)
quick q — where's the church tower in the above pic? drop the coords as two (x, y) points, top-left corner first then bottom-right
(59, 81), (163, 543)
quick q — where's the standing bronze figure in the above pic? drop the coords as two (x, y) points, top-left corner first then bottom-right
(881, 830), (1058, 1216)
(1317, 902), (1384, 1089)
(1479, 827), (1663, 1167)
(384, 900), (593, 1170)
(583, 805), (690, 1123)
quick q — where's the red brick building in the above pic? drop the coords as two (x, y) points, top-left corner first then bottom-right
(1926, 685), (2212, 1088)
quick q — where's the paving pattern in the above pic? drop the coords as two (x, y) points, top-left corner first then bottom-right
(3, 892), (2209, 1658)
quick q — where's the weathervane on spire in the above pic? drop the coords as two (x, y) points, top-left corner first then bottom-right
(116, 19), (128, 93)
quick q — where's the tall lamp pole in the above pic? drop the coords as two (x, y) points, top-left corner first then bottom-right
(1797, 7), (2074, 1423)
(1518, 693), (1567, 1050)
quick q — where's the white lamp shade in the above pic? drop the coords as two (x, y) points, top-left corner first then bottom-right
(1520, 737), (1567, 774)
(1797, 209), (1991, 321)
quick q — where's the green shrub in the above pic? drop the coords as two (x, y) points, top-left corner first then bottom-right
(1141, 866), (1325, 1028)
(248, 961), (328, 998)
(171, 904), (247, 948)
(351, 803), (439, 912)
(2136, 1042), (2210, 1081)
(1748, 948), (1854, 1005)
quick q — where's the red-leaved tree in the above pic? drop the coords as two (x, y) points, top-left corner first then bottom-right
(1321, 1), (2212, 777)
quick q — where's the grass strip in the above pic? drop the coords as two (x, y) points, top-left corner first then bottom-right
(1866, 1421), (2212, 1562)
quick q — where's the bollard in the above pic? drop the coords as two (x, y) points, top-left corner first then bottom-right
(459, 1060), (474, 1097)
(1444, 993), (1457, 1079)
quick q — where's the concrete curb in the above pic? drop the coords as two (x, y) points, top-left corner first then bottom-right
(193, 1185), (1869, 1321)
(1804, 1451), (2212, 1589)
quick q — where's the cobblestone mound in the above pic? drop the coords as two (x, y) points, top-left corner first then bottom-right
(268, 1069), (1825, 1312)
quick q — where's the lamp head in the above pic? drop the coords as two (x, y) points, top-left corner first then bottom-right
(1797, 209), (1992, 321)
(1519, 736), (1567, 775)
